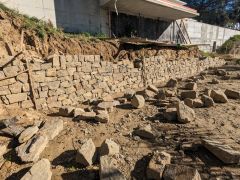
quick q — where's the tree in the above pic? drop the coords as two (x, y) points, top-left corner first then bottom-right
(183, 0), (240, 29)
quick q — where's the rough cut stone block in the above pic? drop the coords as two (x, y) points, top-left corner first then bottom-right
(0, 78), (16, 87)
(21, 100), (34, 109)
(40, 119), (63, 140)
(6, 93), (28, 104)
(225, 89), (240, 99)
(21, 158), (52, 180)
(16, 73), (29, 83)
(202, 139), (240, 164)
(76, 139), (96, 166)
(181, 91), (198, 100)
(185, 82), (197, 90)
(48, 81), (60, 90)
(211, 90), (228, 103)
(0, 143), (7, 157)
(3, 66), (19, 77)
(16, 135), (49, 162)
(100, 139), (120, 156)
(177, 101), (195, 124)
(75, 111), (96, 120)
(9, 82), (22, 94)
(164, 108), (177, 121)
(134, 124), (155, 139)
(60, 56), (67, 69)
(147, 151), (171, 180)
(131, 95), (145, 109)
(46, 68), (57, 77)
(0, 86), (11, 96)
(100, 155), (126, 180)
(95, 111), (110, 123)
(163, 164), (201, 180)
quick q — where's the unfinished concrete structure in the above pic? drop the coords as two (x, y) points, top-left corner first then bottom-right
(0, 0), (198, 39)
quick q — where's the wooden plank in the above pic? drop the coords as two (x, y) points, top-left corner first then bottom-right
(26, 60), (38, 110)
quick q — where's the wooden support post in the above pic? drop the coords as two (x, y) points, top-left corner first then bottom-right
(181, 19), (191, 44)
(26, 60), (38, 110)
(20, 30), (25, 51)
(176, 21), (187, 44)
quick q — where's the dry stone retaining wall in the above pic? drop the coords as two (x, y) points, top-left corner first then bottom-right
(0, 55), (225, 109)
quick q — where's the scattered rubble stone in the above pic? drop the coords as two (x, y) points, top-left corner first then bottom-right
(76, 139), (96, 166)
(201, 95), (214, 107)
(185, 82), (197, 90)
(211, 90), (228, 103)
(21, 159), (52, 180)
(166, 78), (178, 88)
(16, 135), (49, 162)
(59, 106), (75, 117)
(157, 89), (167, 100)
(225, 89), (240, 99)
(176, 102), (195, 124)
(102, 95), (114, 102)
(100, 155), (126, 180)
(100, 139), (120, 156)
(204, 88), (212, 97)
(181, 91), (198, 100)
(18, 126), (39, 144)
(163, 164), (201, 180)
(165, 89), (176, 97)
(147, 151), (171, 180)
(95, 111), (109, 123)
(212, 78), (220, 84)
(141, 89), (157, 99)
(134, 124), (155, 139)
(131, 95), (145, 109)
(202, 139), (240, 164)
(163, 108), (177, 121)
(40, 119), (63, 140)
(147, 85), (159, 93)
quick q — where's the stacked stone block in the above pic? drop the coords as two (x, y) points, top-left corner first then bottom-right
(0, 55), (225, 109)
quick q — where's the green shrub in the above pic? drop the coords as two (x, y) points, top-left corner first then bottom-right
(218, 35), (240, 54)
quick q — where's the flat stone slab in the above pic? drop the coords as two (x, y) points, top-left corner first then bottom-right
(100, 155), (126, 180)
(40, 119), (63, 140)
(21, 159), (52, 180)
(202, 139), (240, 164)
(18, 126), (39, 144)
(0, 124), (25, 137)
(16, 135), (49, 162)
(75, 111), (96, 121)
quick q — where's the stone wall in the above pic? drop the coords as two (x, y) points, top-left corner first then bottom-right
(0, 55), (225, 109)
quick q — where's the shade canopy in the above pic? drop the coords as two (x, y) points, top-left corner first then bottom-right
(100, 0), (199, 21)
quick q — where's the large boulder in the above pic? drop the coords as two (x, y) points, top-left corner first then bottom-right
(76, 139), (97, 166)
(131, 95), (145, 109)
(202, 139), (240, 164)
(176, 102), (195, 124)
(18, 126), (39, 144)
(147, 151), (171, 180)
(100, 155), (126, 180)
(225, 89), (240, 99)
(16, 135), (49, 162)
(210, 90), (228, 103)
(100, 139), (120, 156)
(163, 164), (201, 180)
(21, 159), (52, 180)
